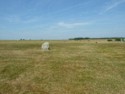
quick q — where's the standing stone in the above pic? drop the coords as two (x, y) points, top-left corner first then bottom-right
(41, 42), (50, 51)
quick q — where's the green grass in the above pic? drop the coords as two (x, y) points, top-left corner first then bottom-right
(0, 40), (125, 94)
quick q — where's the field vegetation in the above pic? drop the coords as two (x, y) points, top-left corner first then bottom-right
(0, 40), (125, 94)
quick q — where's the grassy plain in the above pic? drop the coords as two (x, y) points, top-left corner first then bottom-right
(0, 40), (125, 94)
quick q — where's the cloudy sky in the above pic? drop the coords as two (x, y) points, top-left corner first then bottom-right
(0, 0), (125, 40)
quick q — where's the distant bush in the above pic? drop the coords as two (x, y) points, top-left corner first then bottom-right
(107, 39), (112, 42)
(115, 38), (121, 41)
(69, 37), (90, 40)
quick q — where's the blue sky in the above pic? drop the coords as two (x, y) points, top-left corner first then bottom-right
(0, 0), (125, 40)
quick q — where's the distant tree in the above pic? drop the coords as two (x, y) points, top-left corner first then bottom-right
(107, 39), (112, 42)
(74, 37), (84, 40)
(20, 39), (25, 41)
(69, 37), (90, 40)
(84, 37), (90, 39)
(115, 38), (121, 41)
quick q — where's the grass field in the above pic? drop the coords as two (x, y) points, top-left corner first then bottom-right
(0, 40), (125, 94)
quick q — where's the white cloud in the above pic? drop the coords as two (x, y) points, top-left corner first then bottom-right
(57, 22), (91, 28)
(5, 16), (20, 23)
(4, 15), (39, 23)
(100, 0), (125, 14)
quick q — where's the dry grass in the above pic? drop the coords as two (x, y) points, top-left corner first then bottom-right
(0, 40), (125, 94)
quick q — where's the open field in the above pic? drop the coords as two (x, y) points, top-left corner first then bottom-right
(0, 40), (125, 94)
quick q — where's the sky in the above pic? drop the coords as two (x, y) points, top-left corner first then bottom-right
(0, 0), (125, 40)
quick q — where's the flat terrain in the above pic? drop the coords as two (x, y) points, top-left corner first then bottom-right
(0, 40), (125, 94)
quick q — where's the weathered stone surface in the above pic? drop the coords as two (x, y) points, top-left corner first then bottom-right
(41, 42), (49, 51)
